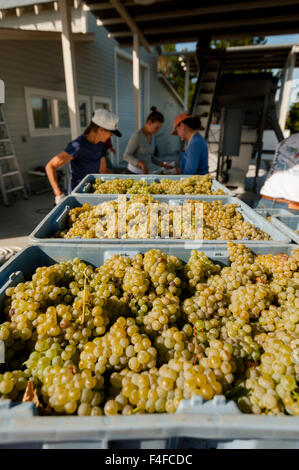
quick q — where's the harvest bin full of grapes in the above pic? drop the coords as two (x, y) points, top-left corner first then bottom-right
(71, 174), (233, 196)
(29, 195), (290, 244)
(0, 243), (299, 447)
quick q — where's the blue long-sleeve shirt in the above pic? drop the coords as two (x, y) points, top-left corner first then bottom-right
(180, 133), (209, 175)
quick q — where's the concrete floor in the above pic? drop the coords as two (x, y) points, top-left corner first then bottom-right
(0, 191), (54, 247)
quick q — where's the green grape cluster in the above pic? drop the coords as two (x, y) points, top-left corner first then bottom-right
(41, 366), (104, 416)
(198, 339), (237, 390)
(1, 245), (299, 418)
(237, 333), (299, 416)
(91, 175), (225, 195)
(143, 250), (184, 290)
(0, 370), (28, 400)
(79, 317), (157, 374)
(184, 251), (221, 289)
(25, 339), (78, 381)
(154, 324), (195, 365)
(104, 358), (223, 415)
(182, 285), (229, 322)
(0, 321), (34, 370)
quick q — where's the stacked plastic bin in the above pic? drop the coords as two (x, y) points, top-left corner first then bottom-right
(255, 208), (299, 245)
(0, 174), (298, 449)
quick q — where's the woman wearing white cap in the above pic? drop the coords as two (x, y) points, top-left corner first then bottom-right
(46, 109), (121, 204)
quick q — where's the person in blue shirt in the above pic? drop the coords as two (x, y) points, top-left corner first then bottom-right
(171, 112), (209, 175)
(46, 109), (121, 204)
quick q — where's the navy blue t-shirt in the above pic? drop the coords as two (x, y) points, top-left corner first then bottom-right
(64, 135), (106, 191)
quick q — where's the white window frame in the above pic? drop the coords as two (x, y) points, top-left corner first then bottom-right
(92, 96), (112, 112)
(25, 87), (91, 137)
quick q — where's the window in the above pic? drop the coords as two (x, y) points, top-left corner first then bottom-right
(25, 87), (90, 137)
(31, 97), (53, 129)
(56, 100), (70, 128)
(92, 96), (112, 113)
(79, 102), (88, 127)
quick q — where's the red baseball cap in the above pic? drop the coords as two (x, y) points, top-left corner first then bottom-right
(171, 111), (190, 135)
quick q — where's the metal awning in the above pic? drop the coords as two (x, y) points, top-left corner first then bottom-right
(83, 0), (299, 48)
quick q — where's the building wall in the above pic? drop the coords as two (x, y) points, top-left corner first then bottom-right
(0, 8), (183, 189)
(0, 39), (69, 185)
(75, 12), (116, 109)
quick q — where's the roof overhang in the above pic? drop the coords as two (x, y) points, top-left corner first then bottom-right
(1, 1), (299, 53)
(83, 0), (299, 48)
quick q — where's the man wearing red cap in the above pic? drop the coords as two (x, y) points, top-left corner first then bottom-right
(172, 112), (209, 175)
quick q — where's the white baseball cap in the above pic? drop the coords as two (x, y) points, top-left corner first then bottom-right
(91, 108), (121, 137)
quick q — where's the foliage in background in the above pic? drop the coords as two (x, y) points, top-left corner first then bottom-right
(160, 44), (196, 110)
(212, 37), (267, 48)
(286, 99), (299, 134)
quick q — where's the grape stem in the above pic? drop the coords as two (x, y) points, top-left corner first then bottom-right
(131, 406), (141, 414)
(193, 325), (203, 365)
(81, 269), (90, 324)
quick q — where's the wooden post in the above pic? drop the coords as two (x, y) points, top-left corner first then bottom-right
(59, 0), (81, 140)
(133, 32), (141, 131)
(279, 45), (297, 130)
(184, 57), (190, 110)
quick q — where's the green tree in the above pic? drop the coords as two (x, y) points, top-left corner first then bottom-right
(212, 37), (266, 48)
(160, 44), (196, 109)
(286, 99), (299, 134)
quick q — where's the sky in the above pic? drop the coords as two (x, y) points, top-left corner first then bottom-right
(176, 34), (299, 105)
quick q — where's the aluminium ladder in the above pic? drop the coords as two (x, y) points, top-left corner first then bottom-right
(0, 104), (27, 206)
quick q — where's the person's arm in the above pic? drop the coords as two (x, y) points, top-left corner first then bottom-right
(183, 138), (208, 175)
(45, 151), (73, 196)
(123, 132), (148, 173)
(99, 155), (114, 174)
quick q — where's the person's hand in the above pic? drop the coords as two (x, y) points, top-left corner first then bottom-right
(111, 147), (116, 155)
(55, 193), (66, 205)
(137, 161), (148, 174)
(176, 167), (182, 174)
(163, 162), (174, 170)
